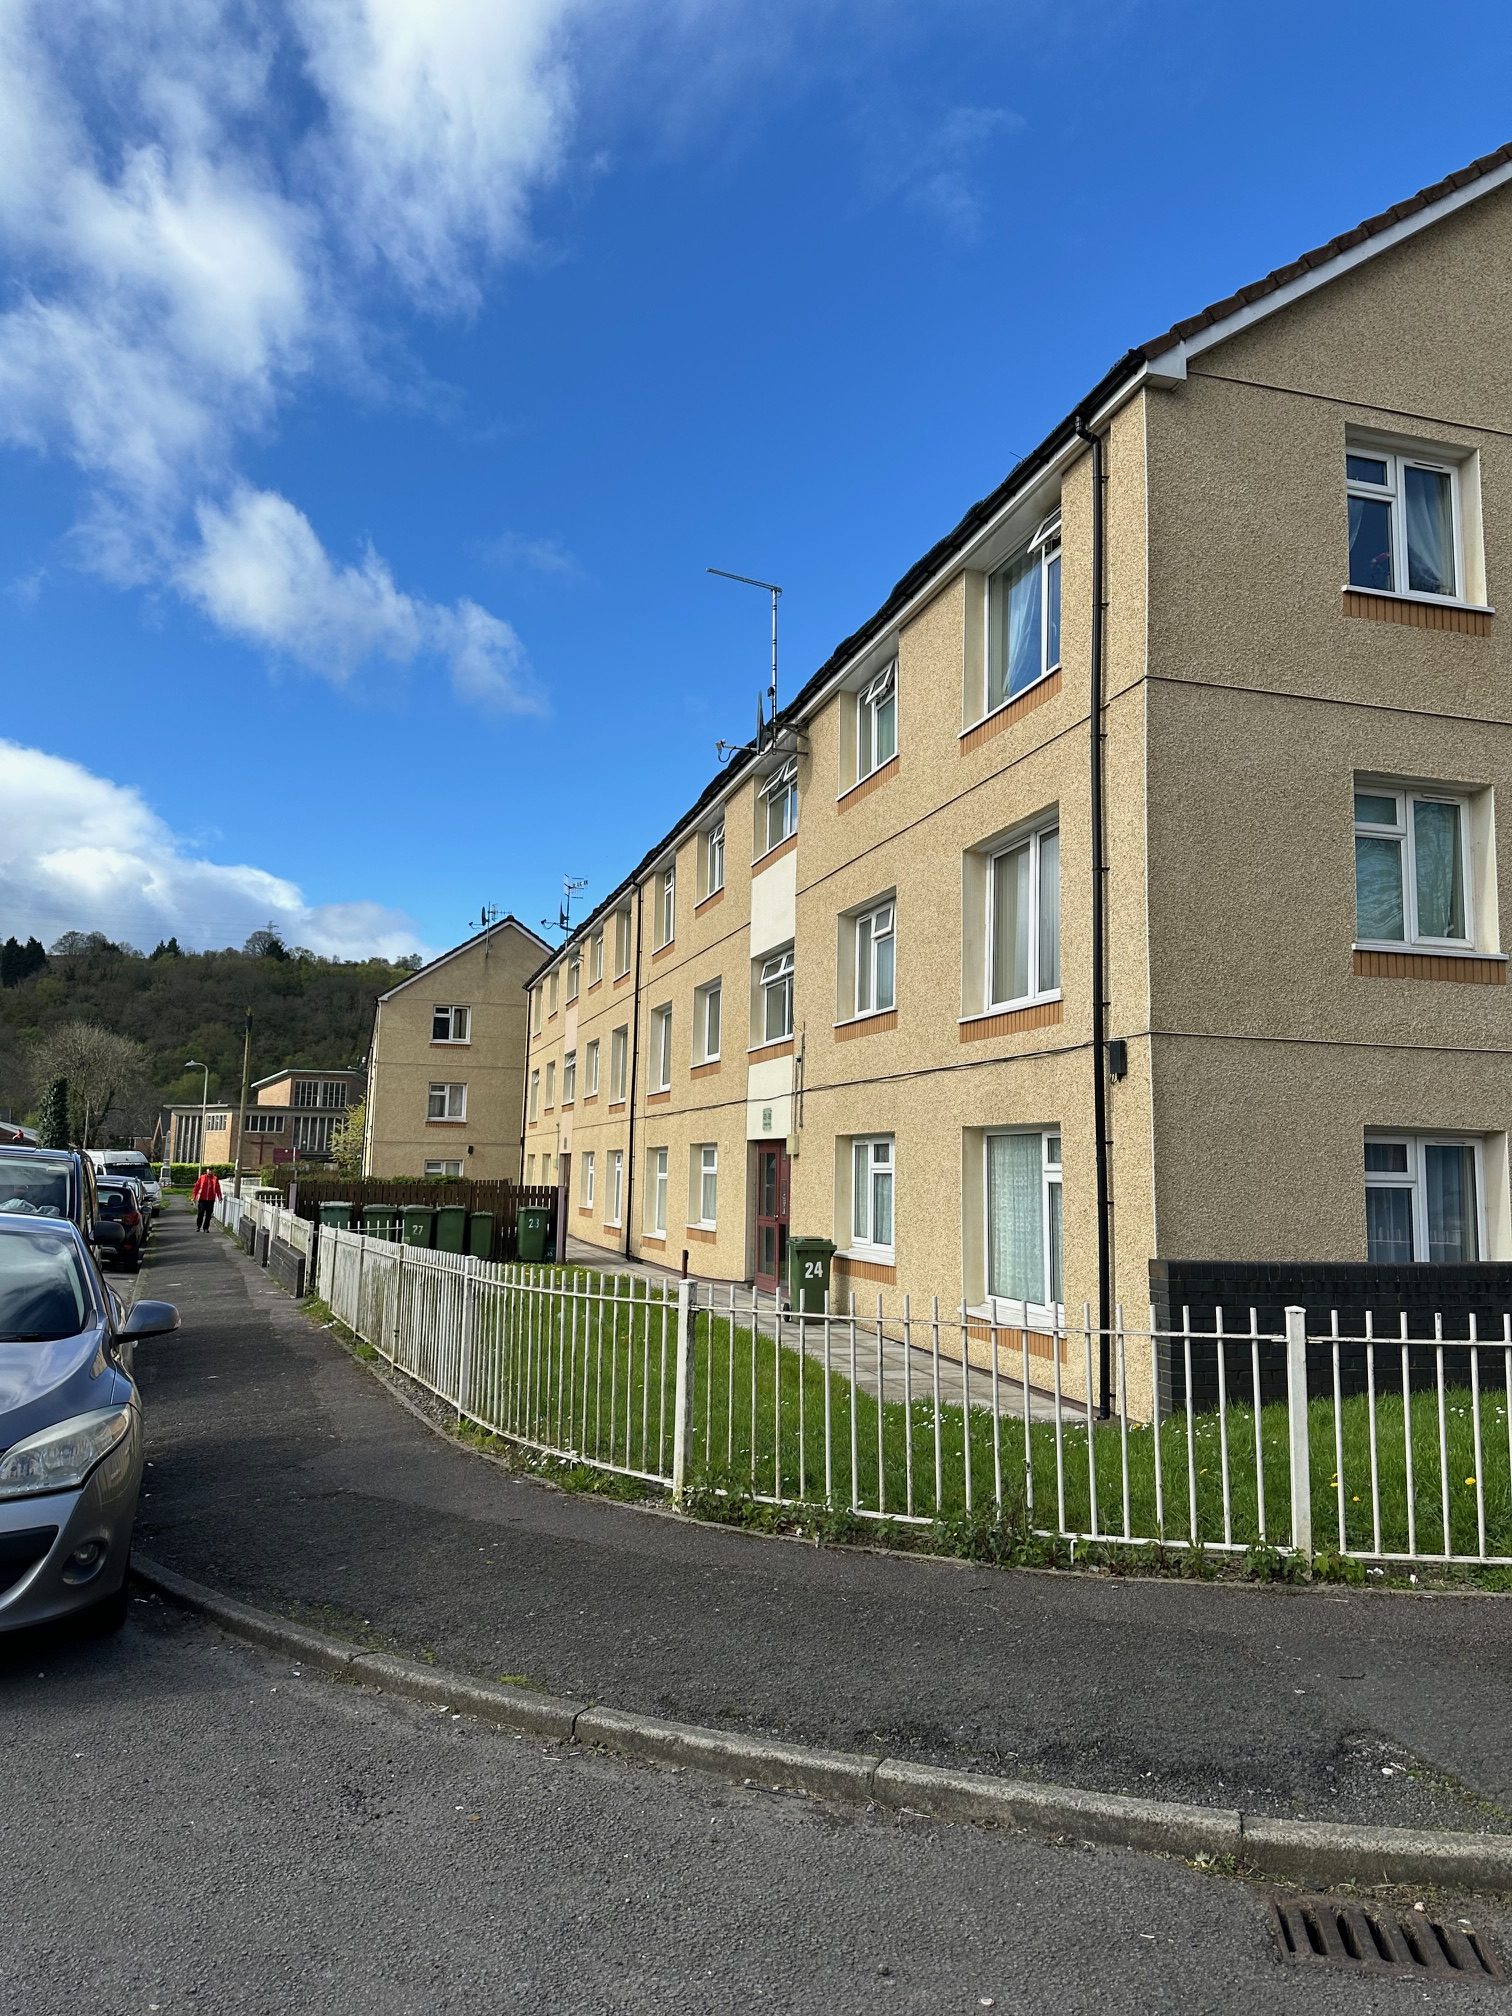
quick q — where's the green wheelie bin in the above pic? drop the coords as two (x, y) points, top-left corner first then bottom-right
(787, 1235), (838, 1315)
(516, 1204), (551, 1264)
(362, 1203), (402, 1241)
(434, 1204), (467, 1254)
(401, 1204), (436, 1249)
(319, 1200), (354, 1231)
(466, 1211), (495, 1262)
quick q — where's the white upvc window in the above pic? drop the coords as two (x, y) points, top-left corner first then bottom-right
(582, 1151), (596, 1212)
(1354, 786), (1471, 950)
(985, 1128), (1063, 1319)
(562, 1050), (576, 1104)
(650, 1005), (673, 1090)
(857, 661), (898, 781)
(1365, 1133), (1485, 1263)
(850, 1136), (894, 1257)
(610, 1026), (628, 1102)
(854, 900), (896, 1016)
(544, 1061), (556, 1108)
(526, 1154), (535, 1182)
(648, 1147), (668, 1236)
(691, 1142), (718, 1228)
(528, 1069), (540, 1122)
(431, 1004), (471, 1043)
(609, 1148), (624, 1225)
(759, 947), (794, 1044)
(589, 931), (604, 985)
(760, 758), (798, 853)
(424, 1159), (463, 1178)
(695, 979), (722, 1063)
(987, 821), (1060, 1009)
(986, 511), (1060, 713)
(614, 909), (632, 977)
(1347, 447), (1461, 601)
(584, 1039), (600, 1097)
(531, 987), (542, 1034)
(657, 866), (676, 947)
(705, 819), (725, 898)
(548, 969), (559, 1014)
(427, 1082), (467, 1122)
(566, 956), (580, 1003)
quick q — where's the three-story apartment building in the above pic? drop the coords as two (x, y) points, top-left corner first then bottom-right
(524, 145), (1512, 1404)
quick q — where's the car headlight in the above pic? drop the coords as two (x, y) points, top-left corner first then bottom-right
(0, 1408), (132, 1499)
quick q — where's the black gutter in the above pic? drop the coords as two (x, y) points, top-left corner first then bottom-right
(1075, 416), (1112, 1418)
(621, 880), (645, 1261)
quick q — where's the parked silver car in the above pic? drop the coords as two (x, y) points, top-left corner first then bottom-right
(0, 1215), (177, 1633)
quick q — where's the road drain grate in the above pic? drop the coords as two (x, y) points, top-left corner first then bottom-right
(1272, 1899), (1504, 1981)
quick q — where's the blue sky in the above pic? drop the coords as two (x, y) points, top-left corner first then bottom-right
(3, 0), (1511, 961)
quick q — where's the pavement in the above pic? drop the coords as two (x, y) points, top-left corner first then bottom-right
(19, 1602), (1512, 2016)
(131, 1206), (1512, 1837)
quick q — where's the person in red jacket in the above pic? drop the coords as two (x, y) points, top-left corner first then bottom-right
(192, 1167), (222, 1232)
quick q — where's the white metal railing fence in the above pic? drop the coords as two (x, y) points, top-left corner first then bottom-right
(266, 1220), (1512, 1570)
(213, 1188), (313, 1262)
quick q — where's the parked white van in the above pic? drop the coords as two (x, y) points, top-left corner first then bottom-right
(88, 1149), (161, 1216)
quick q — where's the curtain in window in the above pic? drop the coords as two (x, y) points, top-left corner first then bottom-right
(871, 1162), (893, 1248)
(875, 924), (895, 1010)
(1348, 494), (1394, 590)
(1425, 1144), (1478, 1262)
(1365, 1186), (1413, 1263)
(991, 844), (1030, 1002)
(992, 552), (1042, 707)
(1037, 830), (1060, 991)
(1355, 834), (1405, 940)
(1412, 801), (1465, 939)
(987, 1134), (1042, 1303)
(876, 688), (897, 766)
(852, 1142), (869, 1244)
(1404, 466), (1454, 597)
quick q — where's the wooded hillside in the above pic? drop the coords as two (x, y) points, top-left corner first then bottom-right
(0, 931), (417, 1134)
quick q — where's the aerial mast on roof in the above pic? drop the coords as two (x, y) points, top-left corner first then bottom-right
(708, 567), (781, 762)
(541, 876), (588, 936)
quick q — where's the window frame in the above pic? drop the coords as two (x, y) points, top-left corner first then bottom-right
(609, 1026), (628, 1103)
(589, 931), (604, 985)
(527, 1069), (539, 1123)
(984, 511), (1061, 718)
(705, 819), (725, 898)
(656, 866), (676, 948)
(694, 1142), (718, 1229)
(856, 660), (898, 783)
(650, 1004), (673, 1091)
(1353, 784), (1474, 953)
(427, 1081), (467, 1124)
(431, 1004), (471, 1044)
(695, 978), (722, 1063)
(544, 1060), (556, 1109)
(582, 1151), (596, 1212)
(1364, 1131), (1486, 1263)
(584, 1038), (600, 1097)
(562, 1050), (576, 1105)
(424, 1158), (463, 1178)
(1346, 446), (1465, 604)
(848, 1135), (895, 1260)
(983, 1127), (1064, 1326)
(985, 818), (1061, 1012)
(566, 956), (580, 1003)
(759, 758), (799, 854)
(613, 910), (632, 978)
(648, 1147), (668, 1237)
(759, 946), (794, 1045)
(853, 899), (896, 1018)
(608, 1148), (624, 1226)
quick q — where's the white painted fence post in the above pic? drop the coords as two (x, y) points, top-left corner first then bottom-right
(392, 1239), (406, 1361)
(671, 1278), (694, 1507)
(458, 1254), (479, 1422)
(1284, 1305), (1312, 1561)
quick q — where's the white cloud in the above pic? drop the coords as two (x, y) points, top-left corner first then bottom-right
(0, 738), (429, 959)
(183, 485), (541, 711)
(0, 0), (580, 704)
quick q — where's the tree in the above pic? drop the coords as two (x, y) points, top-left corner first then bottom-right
(328, 1097), (365, 1177)
(243, 927), (287, 960)
(0, 938), (20, 988)
(30, 1022), (150, 1147)
(151, 937), (183, 959)
(37, 1076), (70, 1149)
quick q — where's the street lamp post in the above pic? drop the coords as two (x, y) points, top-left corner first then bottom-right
(185, 1059), (209, 1167)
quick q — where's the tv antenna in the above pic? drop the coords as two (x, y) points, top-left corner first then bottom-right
(470, 901), (503, 931)
(709, 567), (781, 763)
(541, 876), (588, 936)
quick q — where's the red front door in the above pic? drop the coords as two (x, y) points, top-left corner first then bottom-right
(753, 1143), (790, 1294)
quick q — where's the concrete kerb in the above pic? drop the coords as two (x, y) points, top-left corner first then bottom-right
(133, 1555), (1512, 1894)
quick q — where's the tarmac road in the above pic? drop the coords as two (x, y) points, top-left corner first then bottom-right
(7, 1597), (1511, 2016)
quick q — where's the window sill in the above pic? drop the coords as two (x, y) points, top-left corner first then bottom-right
(1353, 945), (1507, 984)
(424, 1119), (467, 1127)
(835, 1008), (898, 1040)
(748, 1037), (795, 1063)
(429, 1040), (472, 1048)
(752, 832), (798, 874)
(959, 997), (1063, 1042)
(586, 978), (602, 994)
(641, 1234), (667, 1250)
(960, 666), (1062, 753)
(651, 940), (675, 963)
(1342, 586), (1492, 636)
(614, 971), (632, 988)
(837, 755), (899, 810)
(691, 1058), (722, 1079)
(694, 886), (725, 916)
(1354, 940), (1503, 960)
(608, 1099), (627, 1112)
(686, 1224), (717, 1242)
(836, 1248), (895, 1279)
(646, 1088), (671, 1105)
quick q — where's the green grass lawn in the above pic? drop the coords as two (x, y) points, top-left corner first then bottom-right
(412, 1263), (1512, 1562)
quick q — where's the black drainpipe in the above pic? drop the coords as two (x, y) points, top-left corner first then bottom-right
(622, 879), (645, 1260)
(1075, 416), (1112, 1417)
